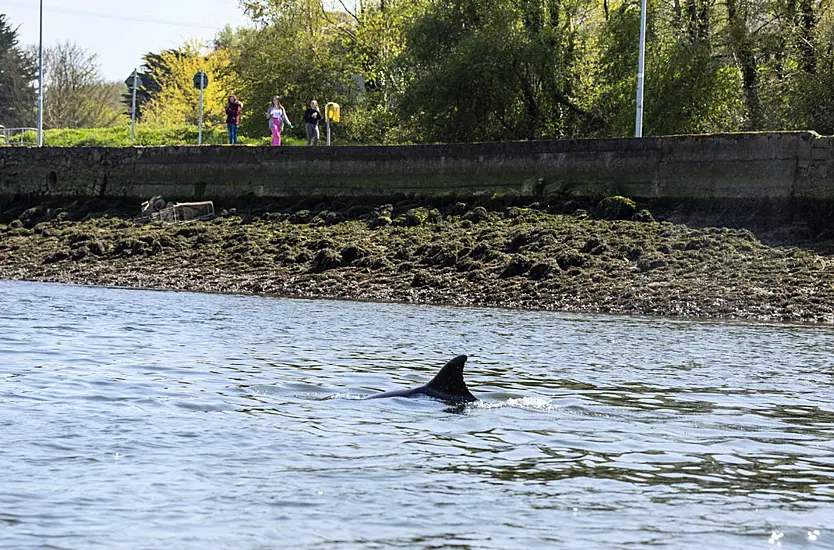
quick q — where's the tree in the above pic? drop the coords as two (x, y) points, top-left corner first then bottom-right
(755, 0), (834, 133)
(395, 0), (603, 142)
(139, 41), (239, 128)
(231, 0), (353, 139)
(41, 41), (123, 128)
(112, 0), (834, 142)
(334, 0), (431, 143)
(592, 0), (743, 137)
(122, 51), (165, 122)
(0, 15), (36, 128)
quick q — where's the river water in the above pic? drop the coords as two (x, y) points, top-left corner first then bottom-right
(0, 280), (832, 549)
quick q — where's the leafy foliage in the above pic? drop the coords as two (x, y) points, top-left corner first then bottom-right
(19, 0), (834, 143)
(139, 42), (239, 128)
(229, 1), (353, 140)
(0, 15), (36, 128)
(39, 42), (124, 129)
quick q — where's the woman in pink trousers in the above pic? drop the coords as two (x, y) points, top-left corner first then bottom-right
(266, 96), (292, 146)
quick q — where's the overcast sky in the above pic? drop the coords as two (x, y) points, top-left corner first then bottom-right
(1, 0), (250, 82)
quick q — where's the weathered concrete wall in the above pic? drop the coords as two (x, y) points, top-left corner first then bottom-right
(1, 132), (833, 221)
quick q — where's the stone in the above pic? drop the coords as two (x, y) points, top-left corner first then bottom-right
(341, 246), (366, 265)
(311, 248), (343, 272)
(528, 263), (552, 280)
(594, 196), (637, 220)
(464, 207), (490, 223)
(556, 249), (585, 270)
(632, 209), (655, 223)
(637, 254), (667, 272)
(500, 257), (533, 278)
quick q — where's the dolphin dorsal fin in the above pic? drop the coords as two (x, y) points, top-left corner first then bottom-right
(425, 355), (475, 401)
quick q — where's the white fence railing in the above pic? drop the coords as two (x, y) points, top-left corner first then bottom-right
(0, 126), (36, 145)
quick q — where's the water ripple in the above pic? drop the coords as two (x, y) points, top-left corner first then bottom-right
(1, 280), (833, 549)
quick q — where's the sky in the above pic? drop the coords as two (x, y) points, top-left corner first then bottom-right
(0, 0), (251, 82)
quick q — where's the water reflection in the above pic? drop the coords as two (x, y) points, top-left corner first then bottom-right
(442, 448), (834, 501)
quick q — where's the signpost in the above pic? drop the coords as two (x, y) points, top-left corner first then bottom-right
(125, 70), (143, 144)
(193, 71), (209, 145)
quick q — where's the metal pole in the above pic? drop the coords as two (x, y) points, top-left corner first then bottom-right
(37, 0), (44, 146)
(197, 80), (204, 146)
(635, 0), (647, 137)
(326, 103), (331, 146)
(130, 69), (138, 143)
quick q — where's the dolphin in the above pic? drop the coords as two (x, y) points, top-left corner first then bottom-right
(365, 355), (477, 403)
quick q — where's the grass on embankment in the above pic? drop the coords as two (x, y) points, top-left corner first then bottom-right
(10, 125), (309, 147)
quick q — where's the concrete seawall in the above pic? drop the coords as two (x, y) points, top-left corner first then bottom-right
(1, 131), (833, 227)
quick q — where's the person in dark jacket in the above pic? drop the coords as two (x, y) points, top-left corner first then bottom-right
(303, 100), (322, 146)
(225, 94), (243, 144)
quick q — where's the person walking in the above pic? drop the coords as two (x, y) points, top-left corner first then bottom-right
(303, 100), (322, 146)
(225, 94), (243, 144)
(266, 96), (292, 146)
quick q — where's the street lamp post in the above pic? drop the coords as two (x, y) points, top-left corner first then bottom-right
(635, 0), (647, 137)
(37, 0), (44, 146)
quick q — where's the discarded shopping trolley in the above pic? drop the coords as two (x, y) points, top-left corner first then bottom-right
(135, 196), (215, 224)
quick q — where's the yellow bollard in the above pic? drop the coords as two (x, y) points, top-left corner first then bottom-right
(325, 102), (341, 145)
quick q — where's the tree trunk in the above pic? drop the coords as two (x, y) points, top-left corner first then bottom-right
(725, 0), (761, 129)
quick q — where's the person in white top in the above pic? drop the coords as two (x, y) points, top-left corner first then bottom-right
(266, 96), (292, 146)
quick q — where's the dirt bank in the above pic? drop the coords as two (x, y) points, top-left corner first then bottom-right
(1, 197), (833, 323)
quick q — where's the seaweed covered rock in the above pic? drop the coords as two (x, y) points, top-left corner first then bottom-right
(500, 257), (533, 278)
(468, 242), (491, 260)
(594, 196), (637, 220)
(113, 238), (149, 257)
(394, 207), (431, 227)
(311, 210), (345, 226)
(632, 209), (656, 223)
(508, 231), (532, 252)
(341, 246), (367, 265)
(367, 204), (394, 229)
(311, 248), (343, 272)
(19, 206), (52, 229)
(290, 210), (312, 224)
(556, 248), (586, 270)
(464, 207), (491, 223)
(4, 197), (834, 324)
(637, 253), (667, 272)
(528, 262), (553, 280)
(368, 215), (392, 229)
(581, 234), (606, 254)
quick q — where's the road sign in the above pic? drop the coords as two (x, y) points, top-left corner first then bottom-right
(193, 71), (209, 90)
(125, 71), (142, 90)
(194, 71), (208, 144)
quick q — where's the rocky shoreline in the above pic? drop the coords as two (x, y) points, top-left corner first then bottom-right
(1, 197), (833, 323)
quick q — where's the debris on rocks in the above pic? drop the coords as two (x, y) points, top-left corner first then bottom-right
(135, 196), (215, 225)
